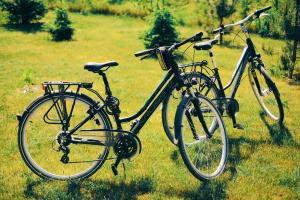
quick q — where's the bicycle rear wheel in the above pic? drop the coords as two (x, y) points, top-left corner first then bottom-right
(248, 65), (284, 124)
(175, 94), (228, 180)
(18, 92), (112, 180)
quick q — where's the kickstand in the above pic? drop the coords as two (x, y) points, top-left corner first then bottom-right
(232, 115), (244, 130)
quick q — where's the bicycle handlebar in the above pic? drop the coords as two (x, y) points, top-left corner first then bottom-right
(134, 32), (203, 58)
(254, 6), (272, 17)
(134, 49), (155, 57)
(173, 32), (203, 49)
(212, 6), (272, 34)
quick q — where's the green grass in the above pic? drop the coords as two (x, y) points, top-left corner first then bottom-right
(0, 12), (299, 199)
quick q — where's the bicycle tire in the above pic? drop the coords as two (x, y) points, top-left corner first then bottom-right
(248, 65), (284, 124)
(18, 92), (112, 180)
(174, 94), (228, 181)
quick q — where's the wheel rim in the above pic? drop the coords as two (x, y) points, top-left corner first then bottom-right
(180, 97), (227, 178)
(249, 68), (280, 121)
(20, 95), (109, 180)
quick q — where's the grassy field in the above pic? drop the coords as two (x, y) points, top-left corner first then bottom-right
(0, 12), (299, 199)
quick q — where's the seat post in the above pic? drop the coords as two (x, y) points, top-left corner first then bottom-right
(98, 71), (112, 96)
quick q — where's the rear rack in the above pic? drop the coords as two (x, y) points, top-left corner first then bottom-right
(42, 81), (93, 94)
(43, 81), (93, 88)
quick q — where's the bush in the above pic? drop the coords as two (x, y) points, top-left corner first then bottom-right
(142, 9), (179, 49)
(48, 8), (74, 41)
(0, 0), (47, 24)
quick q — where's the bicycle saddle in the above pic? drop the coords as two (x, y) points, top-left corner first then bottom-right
(84, 61), (119, 73)
(194, 39), (218, 51)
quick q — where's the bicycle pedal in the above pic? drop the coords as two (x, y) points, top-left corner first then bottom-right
(111, 164), (118, 176)
(233, 123), (244, 130)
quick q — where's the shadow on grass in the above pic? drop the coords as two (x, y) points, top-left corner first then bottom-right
(169, 134), (268, 199)
(24, 175), (155, 200)
(163, 180), (227, 200)
(3, 23), (44, 33)
(259, 112), (299, 148)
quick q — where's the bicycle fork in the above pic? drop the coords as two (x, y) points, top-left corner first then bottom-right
(188, 91), (212, 139)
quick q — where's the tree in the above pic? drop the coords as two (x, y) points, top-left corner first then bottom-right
(240, 0), (250, 17)
(215, 0), (236, 44)
(0, 0), (47, 24)
(280, 0), (299, 79)
(289, 0), (300, 79)
(48, 8), (74, 41)
(142, 9), (179, 49)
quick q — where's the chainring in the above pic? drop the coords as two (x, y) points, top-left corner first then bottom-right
(113, 133), (141, 160)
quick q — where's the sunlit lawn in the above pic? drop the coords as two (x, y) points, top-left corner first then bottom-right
(0, 12), (299, 199)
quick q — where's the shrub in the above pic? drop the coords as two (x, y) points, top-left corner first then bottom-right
(48, 8), (74, 41)
(0, 0), (47, 24)
(142, 9), (179, 49)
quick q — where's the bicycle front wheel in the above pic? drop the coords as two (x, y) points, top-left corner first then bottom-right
(174, 94), (228, 181)
(18, 92), (112, 180)
(162, 73), (219, 145)
(248, 65), (284, 123)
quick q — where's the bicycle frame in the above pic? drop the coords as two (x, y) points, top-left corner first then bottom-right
(51, 66), (183, 139)
(209, 25), (257, 99)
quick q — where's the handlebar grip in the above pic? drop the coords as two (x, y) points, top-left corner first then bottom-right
(134, 49), (154, 57)
(254, 6), (271, 16)
(176, 32), (203, 48)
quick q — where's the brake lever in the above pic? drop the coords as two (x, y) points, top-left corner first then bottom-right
(140, 54), (152, 60)
(260, 13), (270, 18)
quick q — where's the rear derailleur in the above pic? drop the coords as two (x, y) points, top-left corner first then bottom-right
(56, 132), (71, 164)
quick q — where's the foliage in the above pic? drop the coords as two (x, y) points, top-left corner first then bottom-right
(142, 9), (179, 49)
(280, 41), (294, 71)
(0, 9), (8, 24)
(258, 0), (296, 39)
(47, 8), (74, 41)
(215, 0), (236, 43)
(215, 0), (236, 24)
(0, 0), (47, 24)
(108, 0), (123, 4)
(240, 0), (250, 17)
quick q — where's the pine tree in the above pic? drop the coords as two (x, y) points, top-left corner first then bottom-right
(142, 9), (179, 49)
(0, 0), (47, 24)
(48, 8), (74, 41)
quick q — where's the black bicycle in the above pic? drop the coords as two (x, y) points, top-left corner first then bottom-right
(17, 32), (228, 181)
(163, 6), (284, 144)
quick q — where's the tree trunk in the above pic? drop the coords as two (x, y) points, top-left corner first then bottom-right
(289, 0), (300, 79)
(219, 17), (223, 45)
